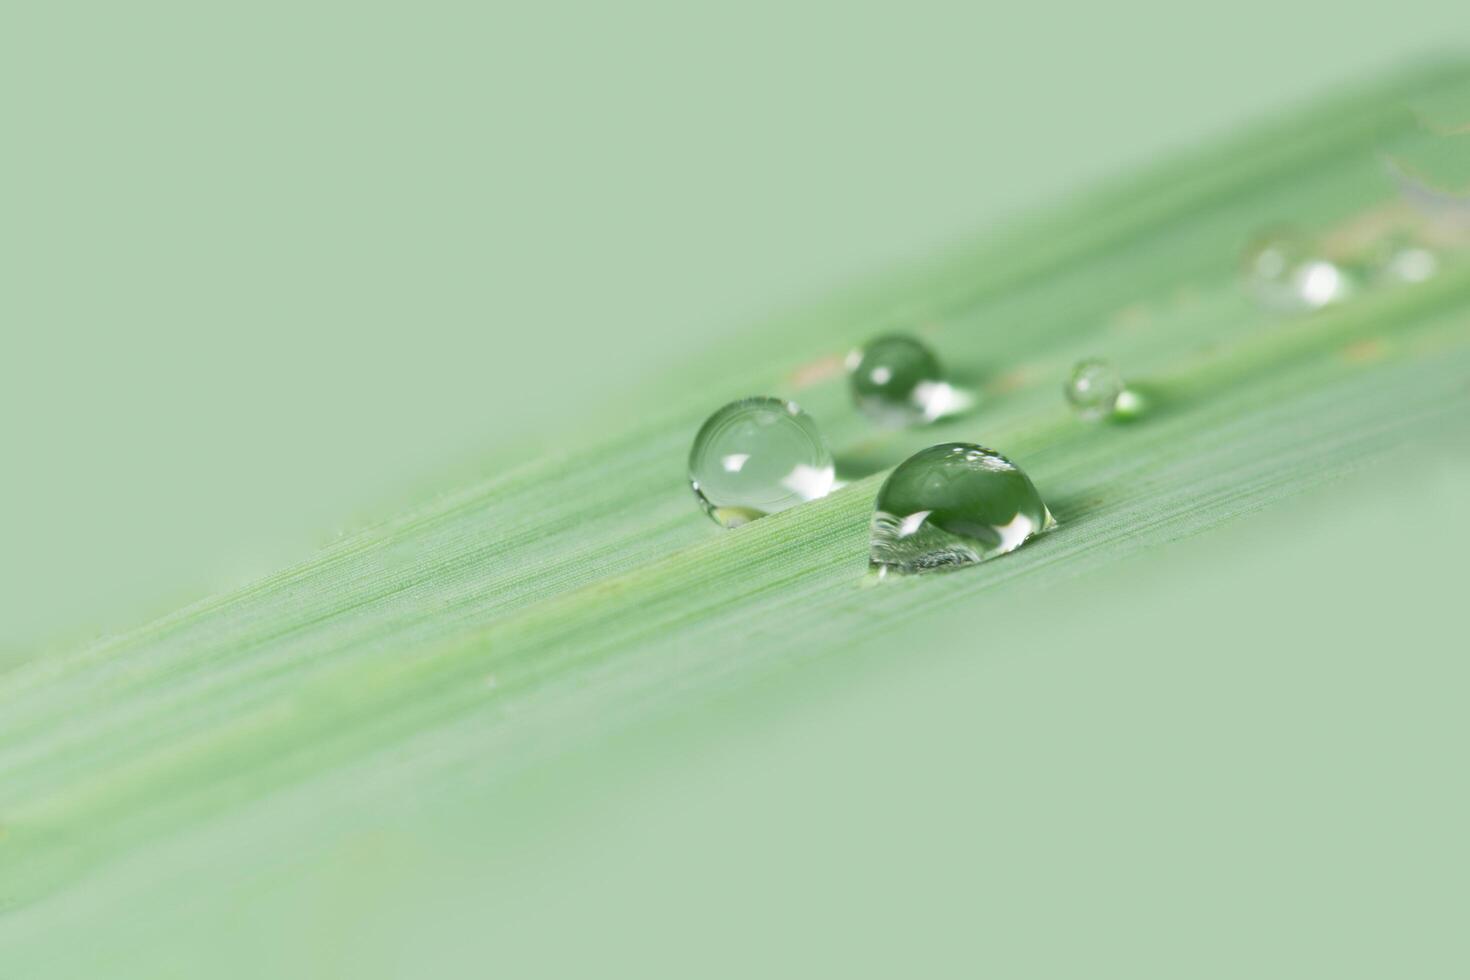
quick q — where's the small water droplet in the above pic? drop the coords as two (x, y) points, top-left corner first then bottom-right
(1367, 236), (1439, 286)
(1242, 229), (1352, 312)
(847, 334), (963, 425)
(869, 443), (1054, 574)
(688, 397), (835, 527)
(1065, 358), (1126, 421)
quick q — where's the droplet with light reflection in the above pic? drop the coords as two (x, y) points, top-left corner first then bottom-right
(846, 334), (966, 426)
(869, 443), (1054, 575)
(688, 397), (835, 528)
(1242, 229), (1352, 312)
(1064, 358), (1128, 421)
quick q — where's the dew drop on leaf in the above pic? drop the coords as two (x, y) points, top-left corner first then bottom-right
(846, 334), (962, 426)
(869, 443), (1054, 574)
(1065, 358), (1127, 421)
(688, 397), (834, 528)
(1367, 236), (1440, 286)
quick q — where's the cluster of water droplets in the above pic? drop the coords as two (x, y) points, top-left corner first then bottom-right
(687, 183), (1459, 577)
(1241, 221), (1448, 314)
(688, 333), (1055, 575)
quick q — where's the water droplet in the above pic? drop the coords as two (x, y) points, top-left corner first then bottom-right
(1242, 229), (1352, 312)
(846, 334), (960, 425)
(869, 443), (1054, 574)
(1367, 237), (1439, 286)
(689, 397), (835, 527)
(1065, 358), (1126, 421)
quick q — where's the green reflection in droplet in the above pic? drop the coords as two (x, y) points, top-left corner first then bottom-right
(869, 443), (1053, 574)
(688, 397), (834, 528)
(846, 334), (954, 426)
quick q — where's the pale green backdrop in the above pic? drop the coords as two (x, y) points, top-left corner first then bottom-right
(4, 5), (1470, 977)
(3, 1), (1465, 650)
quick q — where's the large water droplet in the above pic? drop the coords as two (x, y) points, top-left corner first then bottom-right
(689, 397), (834, 527)
(869, 443), (1054, 574)
(846, 334), (961, 426)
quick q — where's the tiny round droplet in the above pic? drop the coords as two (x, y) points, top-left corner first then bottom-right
(1065, 358), (1125, 421)
(688, 397), (834, 528)
(1368, 237), (1439, 286)
(1241, 229), (1351, 312)
(846, 334), (949, 426)
(869, 443), (1054, 574)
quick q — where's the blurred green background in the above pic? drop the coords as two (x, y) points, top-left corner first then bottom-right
(6, 5), (1470, 977)
(4, 1), (1466, 651)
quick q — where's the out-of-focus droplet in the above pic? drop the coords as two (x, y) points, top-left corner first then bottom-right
(1064, 358), (1126, 421)
(1242, 229), (1352, 312)
(1368, 237), (1440, 286)
(869, 443), (1053, 575)
(846, 334), (965, 426)
(1293, 259), (1352, 309)
(688, 397), (834, 528)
